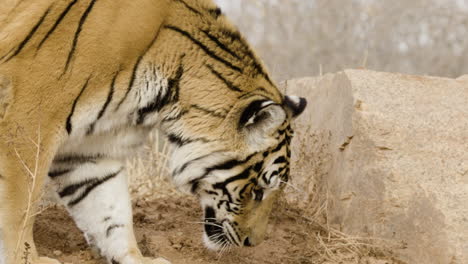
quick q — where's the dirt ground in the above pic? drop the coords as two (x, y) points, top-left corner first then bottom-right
(35, 196), (403, 264)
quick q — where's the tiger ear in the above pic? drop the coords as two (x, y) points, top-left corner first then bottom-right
(240, 100), (286, 146)
(283, 95), (307, 118)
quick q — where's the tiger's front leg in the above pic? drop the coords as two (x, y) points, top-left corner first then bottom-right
(49, 156), (170, 264)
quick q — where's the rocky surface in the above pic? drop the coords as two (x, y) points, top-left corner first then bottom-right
(285, 70), (468, 264)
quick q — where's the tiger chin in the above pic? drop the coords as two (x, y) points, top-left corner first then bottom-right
(0, 0), (306, 263)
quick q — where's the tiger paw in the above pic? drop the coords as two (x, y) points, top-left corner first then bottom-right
(142, 257), (172, 264)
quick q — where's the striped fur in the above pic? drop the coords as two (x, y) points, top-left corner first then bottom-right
(0, 1), (306, 263)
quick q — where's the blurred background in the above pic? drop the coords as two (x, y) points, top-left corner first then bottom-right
(216, 0), (468, 82)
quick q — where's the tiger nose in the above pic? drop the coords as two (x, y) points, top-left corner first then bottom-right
(243, 237), (253, 247)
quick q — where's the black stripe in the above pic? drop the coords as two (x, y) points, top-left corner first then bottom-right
(190, 104), (226, 119)
(164, 64), (183, 101)
(175, 152), (220, 176)
(222, 29), (242, 43)
(115, 31), (159, 111)
(64, 0), (98, 73)
(282, 168), (290, 181)
(231, 206), (240, 214)
(224, 226), (239, 246)
(278, 129), (286, 136)
(239, 100), (269, 126)
(188, 152), (257, 185)
(5, 6), (51, 62)
(167, 133), (188, 146)
(87, 70), (119, 134)
(271, 138), (287, 153)
(48, 168), (72, 178)
(209, 154), (254, 171)
(190, 180), (200, 194)
(214, 29), (273, 85)
(59, 179), (90, 198)
(257, 66), (274, 86)
(264, 168), (284, 185)
(230, 36), (273, 86)
(205, 190), (218, 196)
(162, 109), (188, 123)
(66, 77), (91, 134)
(238, 182), (251, 199)
(273, 156), (287, 164)
(103, 217), (111, 222)
(164, 25), (242, 73)
(249, 60), (273, 86)
(106, 224), (124, 237)
(115, 55), (143, 110)
(206, 64), (242, 92)
(37, 0), (79, 51)
(68, 170), (120, 206)
(201, 29), (241, 60)
(207, 7), (222, 19)
(167, 133), (209, 147)
(54, 153), (102, 164)
(229, 223), (242, 244)
(175, 155), (211, 175)
(111, 259), (120, 264)
(253, 161), (263, 173)
(136, 64), (183, 124)
(265, 171), (279, 185)
(213, 167), (252, 203)
(219, 167), (251, 186)
(210, 152), (256, 171)
(97, 71), (119, 117)
(174, 0), (202, 15)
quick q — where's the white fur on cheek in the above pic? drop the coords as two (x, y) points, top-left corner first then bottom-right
(203, 233), (222, 251)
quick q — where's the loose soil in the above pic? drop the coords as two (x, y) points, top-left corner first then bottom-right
(35, 196), (401, 264)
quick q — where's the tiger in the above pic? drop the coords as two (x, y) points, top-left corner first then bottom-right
(0, 0), (307, 263)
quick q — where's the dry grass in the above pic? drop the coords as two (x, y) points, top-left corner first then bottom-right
(126, 130), (182, 201)
(275, 187), (403, 264)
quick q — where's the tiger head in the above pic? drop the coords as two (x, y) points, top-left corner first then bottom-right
(166, 93), (306, 250)
(154, 0), (307, 250)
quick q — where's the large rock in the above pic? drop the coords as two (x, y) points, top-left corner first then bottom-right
(284, 70), (468, 264)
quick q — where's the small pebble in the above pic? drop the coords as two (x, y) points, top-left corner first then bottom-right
(172, 243), (182, 250)
(53, 250), (62, 256)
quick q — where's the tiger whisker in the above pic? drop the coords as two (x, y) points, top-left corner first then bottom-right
(214, 239), (223, 256)
(222, 240), (231, 255)
(187, 221), (224, 228)
(279, 180), (305, 194)
(216, 239), (229, 258)
(209, 232), (225, 242)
